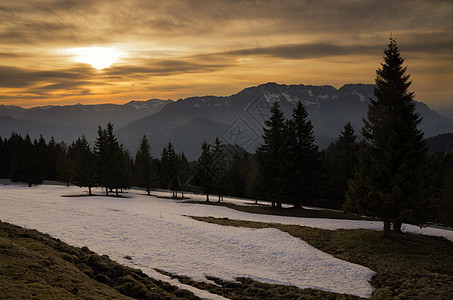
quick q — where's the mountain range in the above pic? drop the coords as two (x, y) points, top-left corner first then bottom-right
(1, 83), (453, 160)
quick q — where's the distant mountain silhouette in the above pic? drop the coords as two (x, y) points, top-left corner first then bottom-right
(0, 99), (168, 145)
(0, 116), (83, 142)
(427, 133), (453, 154)
(1, 83), (452, 160)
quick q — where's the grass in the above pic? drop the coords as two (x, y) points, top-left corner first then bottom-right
(61, 194), (130, 198)
(154, 269), (360, 300)
(0, 220), (199, 299)
(190, 216), (453, 299)
(187, 200), (370, 220)
(155, 195), (190, 200)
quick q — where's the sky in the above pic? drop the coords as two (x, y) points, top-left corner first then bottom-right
(1, 0), (452, 115)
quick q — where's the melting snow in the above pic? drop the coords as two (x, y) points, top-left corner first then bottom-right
(0, 184), (415, 298)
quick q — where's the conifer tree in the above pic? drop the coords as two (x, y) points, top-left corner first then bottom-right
(10, 135), (46, 187)
(161, 142), (178, 197)
(211, 137), (227, 202)
(135, 135), (156, 195)
(0, 137), (5, 178)
(55, 141), (73, 187)
(9, 133), (26, 183)
(70, 136), (96, 195)
(194, 141), (214, 202)
(345, 37), (431, 237)
(256, 101), (287, 207)
(229, 151), (250, 198)
(286, 100), (320, 208)
(118, 145), (133, 193)
(45, 137), (58, 180)
(95, 122), (123, 196)
(176, 152), (191, 198)
(330, 122), (359, 206)
(246, 153), (264, 203)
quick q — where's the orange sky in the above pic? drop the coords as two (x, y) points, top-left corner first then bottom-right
(1, 0), (453, 115)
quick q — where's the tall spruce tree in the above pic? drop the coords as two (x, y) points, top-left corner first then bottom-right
(95, 122), (124, 196)
(286, 100), (320, 208)
(161, 142), (178, 197)
(55, 142), (73, 187)
(345, 37), (431, 237)
(256, 101), (287, 207)
(330, 122), (359, 206)
(211, 137), (227, 202)
(194, 141), (214, 202)
(70, 136), (96, 195)
(176, 152), (191, 198)
(135, 135), (156, 195)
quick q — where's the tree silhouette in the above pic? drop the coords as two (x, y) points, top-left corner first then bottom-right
(285, 100), (321, 208)
(256, 101), (287, 207)
(70, 136), (96, 195)
(135, 135), (156, 195)
(345, 37), (432, 237)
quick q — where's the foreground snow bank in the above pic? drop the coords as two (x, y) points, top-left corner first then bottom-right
(0, 185), (375, 298)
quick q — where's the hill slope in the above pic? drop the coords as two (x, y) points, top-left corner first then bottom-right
(0, 220), (198, 299)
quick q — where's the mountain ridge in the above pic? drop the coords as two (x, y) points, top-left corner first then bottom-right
(1, 83), (452, 160)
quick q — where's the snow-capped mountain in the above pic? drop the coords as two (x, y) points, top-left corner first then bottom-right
(117, 83), (453, 159)
(1, 83), (452, 160)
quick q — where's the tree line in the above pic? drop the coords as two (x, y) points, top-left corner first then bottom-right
(0, 38), (452, 232)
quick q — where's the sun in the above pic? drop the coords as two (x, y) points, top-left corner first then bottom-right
(66, 47), (124, 70)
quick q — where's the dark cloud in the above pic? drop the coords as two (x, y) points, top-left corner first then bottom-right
(105, 59), (229, 77)
(216, 43), (379, 60)
(2, 0), (452, 45)
(0, 65), (94, 88)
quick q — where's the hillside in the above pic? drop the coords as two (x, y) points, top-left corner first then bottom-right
(0, 220), (198, 299)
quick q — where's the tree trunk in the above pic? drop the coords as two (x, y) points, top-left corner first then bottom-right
(106, 187), (109, 196)
(206, 193), (209, 202)
(66, 181), (69, 187)
(393, 221), (402, 233)
(293, 201), (301, 209)
(383, 219), (391, 238)
(147, 188), (150, 195)
(271, 200), (275, 207)
(218, 195), (221, 203)
(88, 186), (92, 196)
(115, 188), (119, 196)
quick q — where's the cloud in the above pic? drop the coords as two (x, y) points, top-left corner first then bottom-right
(0, 0), (452, 108)
(0, 65), (94, 88)
(215, 43), (379, 60)
(105, 59), (229, 78)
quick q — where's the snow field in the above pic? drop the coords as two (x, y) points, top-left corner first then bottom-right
(6, 185), (451, 298)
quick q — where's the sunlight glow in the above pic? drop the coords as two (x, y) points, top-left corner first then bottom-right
(66, 47), (125, 70)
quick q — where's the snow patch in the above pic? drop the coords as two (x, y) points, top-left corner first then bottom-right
(0, 185), (376, 298)
(353, 91), (366, 103)
(263, 92), (281, 104)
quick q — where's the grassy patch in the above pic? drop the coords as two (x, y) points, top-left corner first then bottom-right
(155, 269), (359, 300)
(155, 195), (190, 200)
(0, 220), (199, 299)
(61, 194), (129, 198)
(187, 200), (369, 220)
(191, 216), (453, 300)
